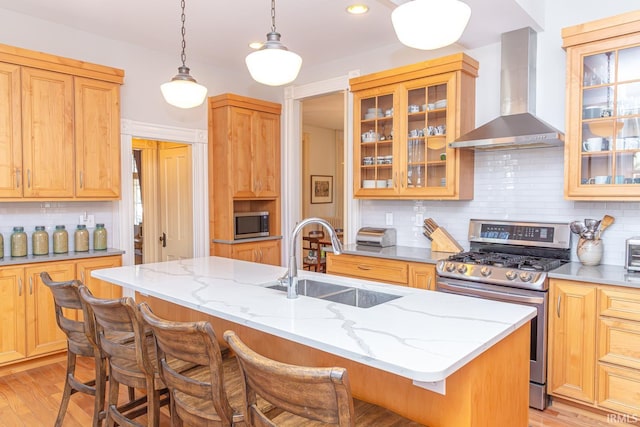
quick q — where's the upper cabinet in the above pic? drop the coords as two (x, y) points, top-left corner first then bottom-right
(208, 94), (282, 259)
(210, 94), (281, 200)
(563, 11), (640, 200)
(350, 54), (478, 200)
(0, 43), (123, 201)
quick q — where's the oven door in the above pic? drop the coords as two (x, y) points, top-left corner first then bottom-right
(437, 277), (548, 409)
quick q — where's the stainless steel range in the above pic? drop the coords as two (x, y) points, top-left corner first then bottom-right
(436, 219), (571, 410)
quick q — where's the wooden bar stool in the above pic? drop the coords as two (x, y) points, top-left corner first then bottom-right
(223, 330), (425, 426)
(138, 302), (244, 426)
(78, 285), (178, 427)
(40, 272), (107, 427)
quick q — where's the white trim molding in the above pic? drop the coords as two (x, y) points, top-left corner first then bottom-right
(119, 119), (208, 268)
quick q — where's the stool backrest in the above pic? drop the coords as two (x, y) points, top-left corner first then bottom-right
(78, 286), (151, 377)
(139, 303), (235, 426)
(40, 272), (94, 355)
(223, 331), (355, 427)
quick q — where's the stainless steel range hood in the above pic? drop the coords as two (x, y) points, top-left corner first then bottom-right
(450, 27), (564, 150)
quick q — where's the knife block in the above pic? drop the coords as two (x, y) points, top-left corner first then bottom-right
(430, 227), (464, 253)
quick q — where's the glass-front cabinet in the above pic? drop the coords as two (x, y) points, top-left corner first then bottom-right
(563, 14), (640, 200)
(351, 54), (478, 200)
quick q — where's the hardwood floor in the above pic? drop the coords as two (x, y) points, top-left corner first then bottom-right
(1, 356), (639, 426)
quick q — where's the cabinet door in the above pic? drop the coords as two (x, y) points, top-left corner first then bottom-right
(74, 77), (121, 198)
(21, 67), (74, 198)
(0, 267), (27, 364)
(564, 33), (640, 200)
(231, 243), (260, 263)
(24, 262), (75, 357)
(76, 256), (122, 299)
(353, 87), (399, 196)
(253, 111), (280, 198)
(256, 240), (281, 266)
(0, 63), (22, 198)
(548, 280), (597, 403)
(400, 74), (457, 198)
(230, 107), (256, 198)
(408, 263), (435, 290)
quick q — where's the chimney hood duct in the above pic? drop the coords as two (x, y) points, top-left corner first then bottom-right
(450, 27), (564, 150)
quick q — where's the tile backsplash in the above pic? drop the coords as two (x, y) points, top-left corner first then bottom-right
(361, 147), (640, 266)
(0, 201), (115, 258)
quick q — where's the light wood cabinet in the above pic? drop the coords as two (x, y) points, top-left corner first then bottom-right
(0, 44), (123, 201)
(21, 67), (75, 198)
(562, 11), (640, 200)
(549, 278), (640, 417)
(208, 93), (282, 265)
(0, 255), (122, 370)
(74, 77), (121, 198)
(0, 62), (22, 198)
(548, 279), (597, 403)
(326, 253), (435, 289)
(76, 256), (123, 299)
(350, 53), (477, 200)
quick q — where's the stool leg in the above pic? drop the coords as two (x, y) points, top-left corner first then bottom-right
(93, 355), (107, 427)
(106, 375), (120, 427)
(54, 350), (77, 427)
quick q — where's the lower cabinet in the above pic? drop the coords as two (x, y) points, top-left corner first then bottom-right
(549, 279), (640, 417)
(213, 240), (281, 266)
(326, 253), (435, 290)
(0, 255), (122, 370)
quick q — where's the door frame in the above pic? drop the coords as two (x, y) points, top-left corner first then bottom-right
(118, 120), (208, 269)
(282, 72), (359, 262)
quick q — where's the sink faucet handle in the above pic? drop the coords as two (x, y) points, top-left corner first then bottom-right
(277, 270), (289, 286)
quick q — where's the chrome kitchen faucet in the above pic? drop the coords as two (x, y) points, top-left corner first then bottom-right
(284, 218), (343, 299)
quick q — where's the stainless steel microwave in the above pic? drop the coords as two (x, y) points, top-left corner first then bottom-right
(234, 211), (269, 240)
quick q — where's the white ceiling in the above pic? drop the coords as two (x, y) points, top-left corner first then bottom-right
(0, 0), (542, 130)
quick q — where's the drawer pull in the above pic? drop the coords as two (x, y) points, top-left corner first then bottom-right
(16, 168), (21, 189)
(556, 295), (561, 317)
(357, 265), (372, 271)
(29, 277), (33, 295)
(18, 278), (22, 296)
(27, 169), (31, 188)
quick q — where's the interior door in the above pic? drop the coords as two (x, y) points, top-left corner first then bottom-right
(159, 143), (193, 261)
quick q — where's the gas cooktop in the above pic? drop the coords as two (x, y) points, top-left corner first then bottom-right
(436, 219), (572, 291)
(447, 251), (566, 272)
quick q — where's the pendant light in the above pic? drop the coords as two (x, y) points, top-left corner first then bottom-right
(246, 0), (302, 86)
(391, 0), (471, 50)
(161, 0), (207, 109)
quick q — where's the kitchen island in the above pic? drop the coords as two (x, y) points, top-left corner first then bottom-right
(93, 256), (536, 426)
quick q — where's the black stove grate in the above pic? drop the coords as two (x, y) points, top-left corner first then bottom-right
(448, 251), (567, 272)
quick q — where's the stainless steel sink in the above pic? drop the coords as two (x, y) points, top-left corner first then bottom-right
(267, 279), (401, 308)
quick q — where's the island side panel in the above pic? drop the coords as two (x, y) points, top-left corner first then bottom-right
(135, 293), (530, 427)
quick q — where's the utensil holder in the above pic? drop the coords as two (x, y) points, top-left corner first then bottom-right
(577, 237), (603, 266)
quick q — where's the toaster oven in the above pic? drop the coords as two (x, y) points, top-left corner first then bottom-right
(626, 237), (640, 271)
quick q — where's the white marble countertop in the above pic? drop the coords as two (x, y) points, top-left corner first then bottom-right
(92, 256), (535, 387)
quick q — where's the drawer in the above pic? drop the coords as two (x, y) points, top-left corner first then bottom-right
(326, 254), (408, 285)
(598, 363), (640, 415)
(598, 317), (640, 370)
(600, 287), (640, 322)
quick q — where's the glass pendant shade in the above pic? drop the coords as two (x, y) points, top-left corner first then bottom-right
(246, 32), (302, 86)
(391, 0), (471, 50)
(161, 66), (207, 109)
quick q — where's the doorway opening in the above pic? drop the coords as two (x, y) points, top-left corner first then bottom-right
(301, 92), (345, 238)
(132, 138), (193, 265)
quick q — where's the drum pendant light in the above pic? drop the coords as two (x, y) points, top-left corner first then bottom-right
(246, 0), (302, 86)
(161, 0), (207, 109)
(391, 0), (471, 50)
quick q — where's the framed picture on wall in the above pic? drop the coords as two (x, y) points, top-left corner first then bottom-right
(311, 175), (333, 204)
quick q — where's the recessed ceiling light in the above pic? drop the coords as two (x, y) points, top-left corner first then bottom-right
(249, 41), (263, 50)
(346, 4), (369, 15)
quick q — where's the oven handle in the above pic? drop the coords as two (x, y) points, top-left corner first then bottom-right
(437, 281), (545, 305)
